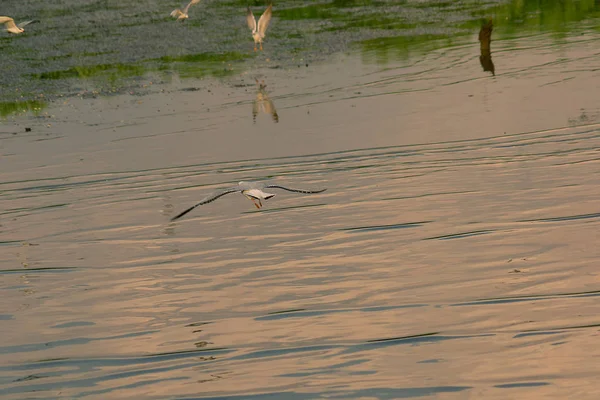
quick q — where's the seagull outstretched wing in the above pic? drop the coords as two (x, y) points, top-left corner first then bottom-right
(246, 7), (257, 32)
(265, 185), (326, 194)
(183, 0), (201, 14)
(18, 20), (39, 29)
(257, 4), (272, 36)
(171, 187), (239, 221)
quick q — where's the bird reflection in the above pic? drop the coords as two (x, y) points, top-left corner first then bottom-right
(161, 194), (177, 237)
(479, 18), (495, 76)
(253, 79), (279, 124)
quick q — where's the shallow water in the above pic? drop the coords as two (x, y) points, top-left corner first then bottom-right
(2, 0), (600, 399)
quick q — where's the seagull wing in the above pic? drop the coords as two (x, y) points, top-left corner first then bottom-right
(265, 185), (326, 194)
(171, 187), (239, 221)
(183, 0), (201, 14)
(246, 7), (257, 32)
(0, 16), (18, 31)
(17, 20), (39, 29)
(257, 4), (273, 36)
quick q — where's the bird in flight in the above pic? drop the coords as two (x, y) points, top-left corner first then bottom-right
(171, 0), (201, 21)
(1, 17), (39, 34)
(246, 4), (273, 51)
(171, 181), (326, 221)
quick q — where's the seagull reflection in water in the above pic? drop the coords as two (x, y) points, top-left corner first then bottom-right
(253, 79), (279, 124)
(479, 18), (495, 76)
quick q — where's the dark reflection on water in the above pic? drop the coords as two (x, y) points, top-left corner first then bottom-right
(494, 382), (550, 389)
(176, 386), (473, 399)
(255, 304), (427, 321)
(479, 18), (495, 76)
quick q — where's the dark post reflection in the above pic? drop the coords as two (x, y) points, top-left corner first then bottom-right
(479, 18), (495, 76)
(253, 79), (279, 123)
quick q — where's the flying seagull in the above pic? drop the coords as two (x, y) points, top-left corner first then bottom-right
(246, 4), (273, 51)
(0, 17), (39, 34)
(171, 181), (326, 221)
(171, 0), (201, 21)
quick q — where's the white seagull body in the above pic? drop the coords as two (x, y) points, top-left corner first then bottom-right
(171, 0), (201, 21)
(0, 16), (38, 34)
(171, 181), (326, 220)
(246, 4), (273, 51)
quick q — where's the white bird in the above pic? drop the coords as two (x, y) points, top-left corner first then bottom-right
(171, 181), (326, 220)
(246, 4), (273, 51)
(0, 16), (38, 34)
(171, 0), (201, 21)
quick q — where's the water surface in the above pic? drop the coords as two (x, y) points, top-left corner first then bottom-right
(1, 0), (600, 399)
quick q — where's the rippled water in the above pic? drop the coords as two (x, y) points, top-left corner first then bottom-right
(2, 0), (600, 399)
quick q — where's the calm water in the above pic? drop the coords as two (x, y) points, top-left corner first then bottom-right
(2, 0), (600, 399)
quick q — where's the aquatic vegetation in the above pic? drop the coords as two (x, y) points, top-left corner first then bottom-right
(36, 63), (145, 80)
(0, 0), (598, 102)
(154, 52), (250, 79)
(31, 51), (250, 90)
(353, 0), (600, 64)
(157, 52), (249, 63)
(358, 34), (454, 65)
(0, 100), (46, 117)
(277, 4), (339, 20)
